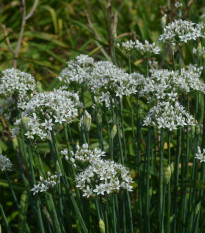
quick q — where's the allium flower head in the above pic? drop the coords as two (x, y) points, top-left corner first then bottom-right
(14, 88), (80, 140)
(195, 146), (205, 162)
(117, 39), (160, 56)
(0, 68), (36, 120)
(0, 68), (36, 97)
(140, 65), (205, 102)
(0, 154), (13, 172)
(58, 54), (93, 85)
(143, 101), (195, 131)
(159, 19), (204, 44)
(31, 171), (61, 195)
(89, 61), (144, 107)
(66, 144), (133, 198)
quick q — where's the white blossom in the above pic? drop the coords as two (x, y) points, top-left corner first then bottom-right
(66, 144), (133, 198)
(0, 68), (36, 120)
(143, 101), (195, 131)
(0, 154), (13, 172)
(195, 146), (205, 162)
(31, 171), (61, 195)
(117, 39), (160, 56)
(14, 88), (80, 140)
(159, 19), (204, 44)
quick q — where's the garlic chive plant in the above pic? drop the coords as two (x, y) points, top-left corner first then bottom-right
(1, 2), (205, 233)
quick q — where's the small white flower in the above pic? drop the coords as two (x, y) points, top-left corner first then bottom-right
(0, 154), (13, 172)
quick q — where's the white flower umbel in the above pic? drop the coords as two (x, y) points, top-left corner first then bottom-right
(140, 65), (205, 102)
(143, 101), (195, 131)
(31, 171), (61, 195)
(0, 68), (36, 97)
(0, 68), (36, 120)
(63, 143), (106, 167)
(195, 146), (205, 162)
(66, 144), (133, 198)
(175, 2), (183, 8)
(90, 61), (144, 107)
(58, 54), (93, 85)
(117, 39), (160, 56)
(76, 159), (133, 198)
(159, 19), (204, 44)
(0, 154), (13, 172)
(15, 88), (80, 140)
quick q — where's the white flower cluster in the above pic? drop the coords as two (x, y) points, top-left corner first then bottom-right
(117, 39), (160, 56)
(14, 88), (80, 140)
(0, 68), (36, 120)
(31, 171), (61, 195)
(0, 68), (36, 97)
(64, 144), (133, 198)
(63, 143), (106, 166)
(175, 2), (183, 8)
(180, 65), (205, 93)
(59, 56), (144, 107)
(159, 19), (204, 44)
(58, 54), (94, 85)
(143, 101), (195, 131)
(195, 146), (205, 162)
(0, 154), (13, 172)
(89, 61), (143, 107)
(140, 65), (205, 102)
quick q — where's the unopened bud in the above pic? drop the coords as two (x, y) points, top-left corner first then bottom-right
(83, 111), (91, 132)
(36, 82), (43, 93)
(21, 117), (29, 131)
(197, 42), (202, 56)
(99, 219), (105, 233)
(111, 125), (117, 139)
(195, 201), (201, 215)
(13, 137), (19, 150)
(161, 14), (167, 28)
(56, 161), (61, 174)
(163, 165), (171, 184)
(170, 162), (174, 174)
(195, 122), (200, 135)
(97, 111), (102, 124)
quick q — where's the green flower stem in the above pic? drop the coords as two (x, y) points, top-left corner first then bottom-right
(45, 193), (62, 233)
(166, 132), (171, 233)
(159, 129), (164, 233)
(0, 202), (12, 233)
(119, 98), (127, 160)
(172, 128), (181, 233)
(5, 172), (20, 209)
(145, 126), (151, 233)
(111, 195), (117, 233)
(126, 190), (134, 233)
(50, 131), (88, 233)
(137, 99), (143, 231)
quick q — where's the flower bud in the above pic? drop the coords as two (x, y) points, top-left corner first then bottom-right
(195, 201), (201, 215)
(36, 82), (43, 93)
(99, 219), (105, 233)
(195, 123), (200, 136)
(83, 111), (91, 132)
(161, 14), (167, 28)
(163, 165), (171, 184)
(21, 117), (29, 131)
(111, 124), (117, 139)
(97, 111), (102, 124)
(197, 42), (202, 56)
(13, 137), (19, 150)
